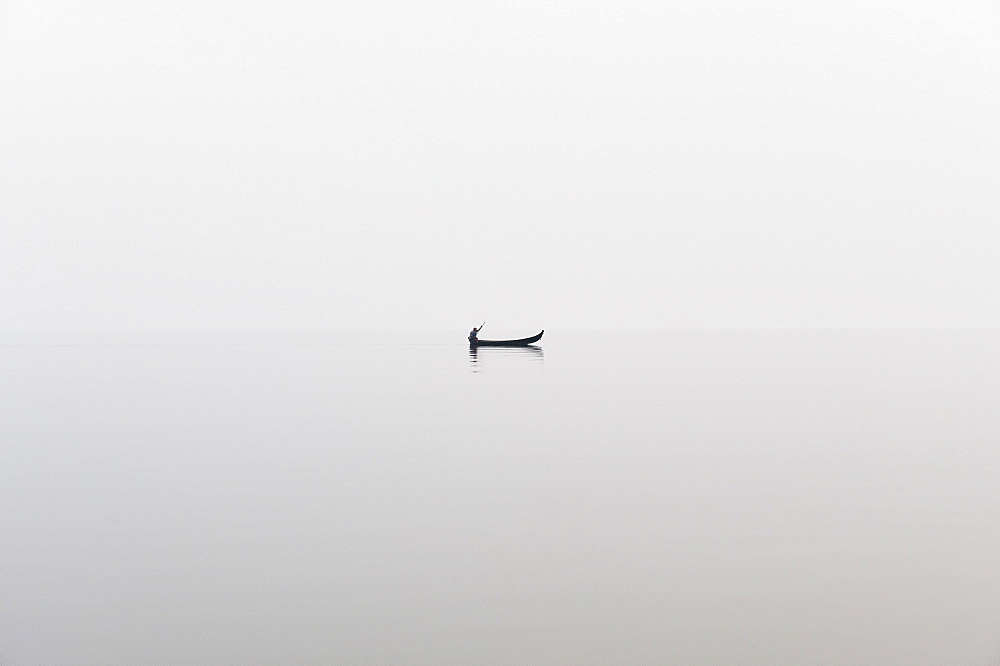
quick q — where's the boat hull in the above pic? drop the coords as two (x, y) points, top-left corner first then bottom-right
(469, 330), (543, 347)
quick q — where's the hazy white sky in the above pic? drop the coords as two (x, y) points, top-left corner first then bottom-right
(2, 0), (998, 329)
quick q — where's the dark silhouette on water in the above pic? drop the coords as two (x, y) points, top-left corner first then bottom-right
(468, 330), (544, 347)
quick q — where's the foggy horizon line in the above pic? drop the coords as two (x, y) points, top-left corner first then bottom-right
(3, 326), (997, 333)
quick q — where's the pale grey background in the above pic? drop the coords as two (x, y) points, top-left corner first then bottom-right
(2, 0), (999, 330)
(3, 330), (999, 664)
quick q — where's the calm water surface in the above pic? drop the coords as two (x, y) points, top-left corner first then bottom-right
(2, 330), (998, 664)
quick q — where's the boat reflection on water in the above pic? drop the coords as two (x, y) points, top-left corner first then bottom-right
(468, 344), (544, 373)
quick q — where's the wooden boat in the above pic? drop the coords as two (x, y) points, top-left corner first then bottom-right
(469, 330), (544, 347)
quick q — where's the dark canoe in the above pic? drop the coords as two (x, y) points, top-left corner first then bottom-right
(469, 330), (544, 347)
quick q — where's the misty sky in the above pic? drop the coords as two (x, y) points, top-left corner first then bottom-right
(2, 1), (998, 330)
